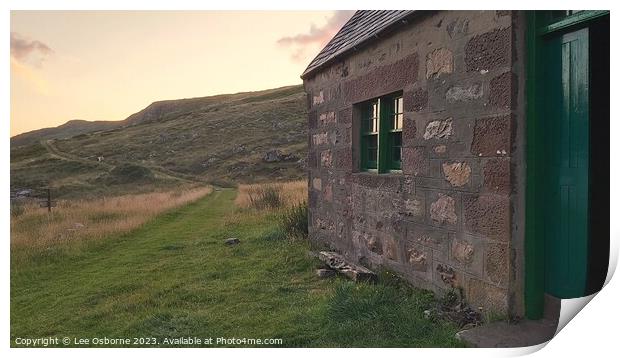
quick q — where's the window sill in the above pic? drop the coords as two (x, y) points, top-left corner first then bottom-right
(354, 170), (404, 177)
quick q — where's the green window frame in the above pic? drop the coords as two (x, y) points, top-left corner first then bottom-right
(359, 93), (403, 173)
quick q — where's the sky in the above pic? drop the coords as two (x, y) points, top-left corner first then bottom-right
(9, 10), (354, 136)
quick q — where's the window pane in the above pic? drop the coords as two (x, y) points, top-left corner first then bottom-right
(362, 100), (379, 133)
(392, 147), (401, 163)
(392, 132), (402, 147)
(367, 135), (378, 150)
(366, 135), (378, 167)
(390, 132), (402, 166)
(362, 101), (380, 133)
(390, 96), (403, 130)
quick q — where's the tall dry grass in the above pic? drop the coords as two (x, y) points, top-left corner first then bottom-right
(11, 187), (212, 257)
(234, 180), (307, 209)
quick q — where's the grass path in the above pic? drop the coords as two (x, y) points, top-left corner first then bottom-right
(11, 190), (464, 347)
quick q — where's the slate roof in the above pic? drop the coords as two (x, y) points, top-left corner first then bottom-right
(301, 10), (417, 79)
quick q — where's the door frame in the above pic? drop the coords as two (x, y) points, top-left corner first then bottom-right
(524, 10), (609, 319)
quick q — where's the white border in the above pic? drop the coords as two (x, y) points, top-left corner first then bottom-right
(4, 1), (618, 357)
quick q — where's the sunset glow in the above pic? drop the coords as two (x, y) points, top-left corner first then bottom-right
(10, 10), (353, 136)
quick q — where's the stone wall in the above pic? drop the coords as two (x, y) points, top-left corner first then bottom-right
(303, 11), (523, 316)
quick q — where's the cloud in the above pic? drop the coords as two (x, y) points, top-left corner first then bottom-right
(277, 10), (355, 63)
(10, 31), (54, 67)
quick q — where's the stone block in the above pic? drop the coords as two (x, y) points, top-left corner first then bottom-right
(367, 234), (383, 255)
(405, 242), (430, 272)
(343, 53), (419, 103)
(465, 27), (511, 72)
(338, 107), (352, 125)
(426, 48), (454, 79)
(447, 17), (469, 39)
(482, 158), (511, 194)
(430, 194), (458, 225)
(452, 239), (474, 265)
(442, 162), (472, 187)
(402, 197), (425, 219)
(423, 118), (453, 140)
(463, 194), (510, 241)
(450, 234), (484, 276)
(312, 132), (328, 146)
(471, 116), (512, 157)
(334, 127), (350, 146)
(352, 173), (402, 192)
(489, 71), (516, 109)
(402, 115), (417, 145)
(389, 212), (407, 239)
(320, 150), (332, 168)
(485, 242), (509, 287)
(434, 145), (447, 154)
(323, 182), (333, 202)
(404, 88), (428, 112)
(333, 147), (353, 171)
(312, 177), (322, 191)
(406, 223), (451, 253)
(313, 90), (324, 106)
(402, 176), (415, 195)
(446, 83), (483, 103)
(403, 146), (429, 176)
(319, 111), (336, 127)
(468, 279), (508, 314)
(384, 236), (400, 262)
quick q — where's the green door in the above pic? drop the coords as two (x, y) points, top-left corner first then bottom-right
(542, 28), (590, 298)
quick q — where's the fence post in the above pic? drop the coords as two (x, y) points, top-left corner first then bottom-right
(46, 188), (51, 213)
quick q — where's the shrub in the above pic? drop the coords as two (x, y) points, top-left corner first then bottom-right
(235, 181), (306, 209)
(104, 164), (154, 184)
(247, 185), (282, 210)
(278, 201), (308, 240)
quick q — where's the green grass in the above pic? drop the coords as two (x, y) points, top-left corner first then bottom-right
(10, 190), (464, 347)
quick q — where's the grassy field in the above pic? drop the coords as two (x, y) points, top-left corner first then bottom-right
(10, 187), (464, 348)
(11, 187), (213, 265)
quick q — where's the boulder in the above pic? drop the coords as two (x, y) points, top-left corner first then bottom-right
(263, 149), (284, 162)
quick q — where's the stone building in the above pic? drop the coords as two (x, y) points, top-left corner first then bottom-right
(301, 10), (609, 319)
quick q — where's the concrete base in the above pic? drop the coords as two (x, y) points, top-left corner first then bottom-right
(456, 319), (559, 348)
(457, 294), (562, 347)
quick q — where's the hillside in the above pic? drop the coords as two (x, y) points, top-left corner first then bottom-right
(11, 120), (121, 147)
(10, 85), (308, 199)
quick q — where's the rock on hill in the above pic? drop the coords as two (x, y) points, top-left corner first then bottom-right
(10, 85), (308, 199)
